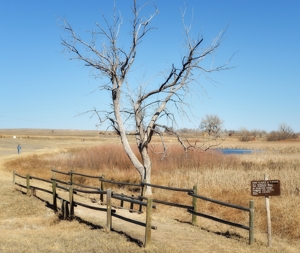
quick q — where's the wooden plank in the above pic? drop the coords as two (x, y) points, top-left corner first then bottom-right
(112, 213), (146, 227)
(140, 196), (190, 209)
(142, 182), (193, 193)
(100, 175), (105, 203)
(72, 187), (103, 194)
(51, 169), (69, 175)
(106, 189), (112, 231)
(187, 209), (249, 231)
(50, 178), (69, 185)
(14, 182), (26, 189)
(30, 176), (52, 184)
(189, 192), (250, 212)
(14, 173), (26, 179)
(100, 178), (141, 187)
(52, 181), (57, 211)
(72, 182), (104, 191)
(112, 194), (148, 207)
(63, 200), (67, 220)
(70, 171), (101, 179)
(249, 200), (254, 245)
(73, 201), (113, 212)
(264, 175), (272, 247)
(112, 213), (157, 230)
(145, 198), (153, 248)
(26, 174), (30, 196)
(192, 185), (197, 226)
(30, 186), (52, 195)
(56, 184), (70, 191)
(69, 186), (74, 218)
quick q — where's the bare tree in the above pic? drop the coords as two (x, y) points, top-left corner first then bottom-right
(278, 123), (294, 134)
(200, 114), (223, 137)
(267, 123), (297, 141)
(238, 127), (252, 142)
(60, 0), (232, 194)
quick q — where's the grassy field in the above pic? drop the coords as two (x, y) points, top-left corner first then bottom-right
(1, 129), (300, 252)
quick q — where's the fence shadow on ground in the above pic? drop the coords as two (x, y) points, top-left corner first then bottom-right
(13, 169), (255, 247)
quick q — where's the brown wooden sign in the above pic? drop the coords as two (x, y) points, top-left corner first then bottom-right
(251, 180), (280, 196)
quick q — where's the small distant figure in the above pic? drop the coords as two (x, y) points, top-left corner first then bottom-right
(17, 144), (21, 154)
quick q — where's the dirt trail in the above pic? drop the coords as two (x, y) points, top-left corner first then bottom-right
(0, 138), (295, 252)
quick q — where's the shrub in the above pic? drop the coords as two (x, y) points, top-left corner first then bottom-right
(266, 131), (298, 141)
(266, 123), (298, 141)
(238, 128), (252, 142)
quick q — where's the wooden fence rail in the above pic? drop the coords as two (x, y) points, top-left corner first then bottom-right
(13, 170), (156, 248)
(98, 177), (197, 219)
(188, 192), (255, 245)
(49, 169), (254, 245)
(141, 181), (193, 193)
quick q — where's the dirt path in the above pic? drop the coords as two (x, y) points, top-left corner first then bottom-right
(0, 138), (296, 252)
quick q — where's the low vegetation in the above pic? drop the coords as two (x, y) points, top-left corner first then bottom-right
(5, 137), (300, 246)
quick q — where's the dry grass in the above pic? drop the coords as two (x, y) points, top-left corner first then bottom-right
(0, 185), (142, 253)
(2, 131), (300, 252)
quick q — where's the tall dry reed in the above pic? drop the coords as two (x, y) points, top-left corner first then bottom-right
(6, 142), (300, 242)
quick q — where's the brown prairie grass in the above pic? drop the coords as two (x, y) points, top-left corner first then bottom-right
(5, 138), (300, 245)
(0, 180), (144, 253)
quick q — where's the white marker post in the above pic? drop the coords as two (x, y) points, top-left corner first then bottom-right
(264, 174), (272, 247)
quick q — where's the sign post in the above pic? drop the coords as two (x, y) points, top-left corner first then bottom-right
(251, 175), (280, 247)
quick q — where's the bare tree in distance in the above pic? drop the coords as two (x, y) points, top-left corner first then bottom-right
(278, 123), (294, 134)
(198, 114), (225, 150)
(267, 123), (298, 141)
(200, 114), (223, 137)
(60, 0), (233, 194)
(238, 127), (252, 142)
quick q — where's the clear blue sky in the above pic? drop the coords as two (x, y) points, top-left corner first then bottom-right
(1, 0), (299, 132)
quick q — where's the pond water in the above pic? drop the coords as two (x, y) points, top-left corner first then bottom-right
(215, 148), (254, 155)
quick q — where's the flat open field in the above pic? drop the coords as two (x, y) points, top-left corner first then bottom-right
(0, 129), (299, 252)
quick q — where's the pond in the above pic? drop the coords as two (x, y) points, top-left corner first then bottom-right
(215, 148), (254, 155)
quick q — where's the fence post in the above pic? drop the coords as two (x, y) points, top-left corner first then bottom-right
(100, 175), (105, 203)
(120, 193), (124, 208)
(13, 170), (15, 185)
(264, 174), (272, 247)
(249, 200), (254, 245)
(144, 198), (153, 248)
(52, 180), (57, 211)
(139, 179), (147, 213)
(60, 199), (69, 220)
(26, 174), (30, 195)
(130, 195), (134, 211)
(63, 200), (68, 220)
(31, 188), (36, 197)
(52, 167), (56, 180)
(60, 200), (65, 219)
(106, 188), (112, 231)
(70, 170), (73, 185)
(69, 185), (74, 218)
(192, 185), (198, 226)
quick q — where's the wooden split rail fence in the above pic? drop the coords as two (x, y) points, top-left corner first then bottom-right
(141, 183), (254, 245)
(187, 193), (254, 245)
(13, 170), (156, 248)
(13, 169), (255, 245)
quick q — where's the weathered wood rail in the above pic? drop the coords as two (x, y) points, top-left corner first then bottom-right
(187, 192), (254, 245)
(13, 169), (255, 246)
(99, 174), (255, 245)
(13, 170), (156, 248)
